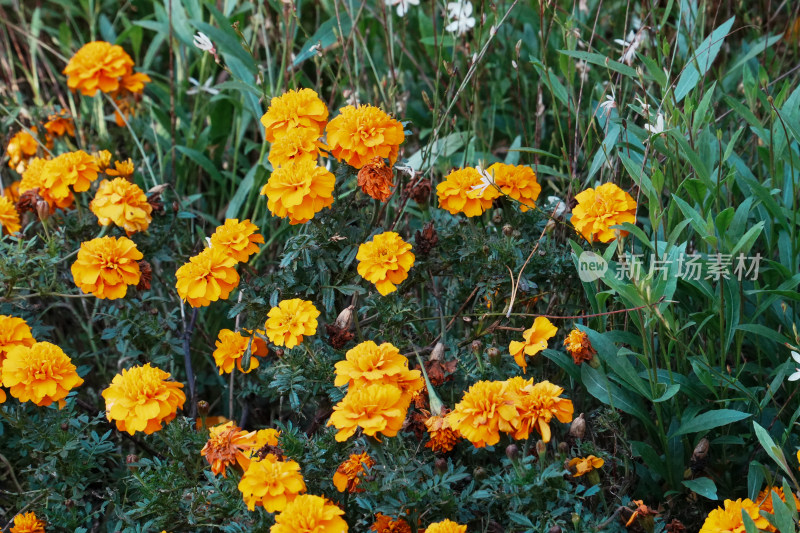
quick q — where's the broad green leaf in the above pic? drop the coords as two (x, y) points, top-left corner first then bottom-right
(682, 477), (718, 500)
(670, 409), (751, 438)
(674, 17), (735, 102)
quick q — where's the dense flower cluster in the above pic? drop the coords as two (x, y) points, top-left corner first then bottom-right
(201, 421), (259, 477)
(6, 129), (40, 173)
(356, 231), (415, 296)
(264, 298), (320, 348)
(570, 182), (637, 243)
(71, 236), (143, 299)
(2, 342), (83, 408)
(9, 512), (46, 533)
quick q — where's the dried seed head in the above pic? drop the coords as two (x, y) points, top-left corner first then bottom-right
(570, 413), (586, 439)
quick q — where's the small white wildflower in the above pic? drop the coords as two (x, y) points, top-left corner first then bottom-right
(186, 77), (220, 96)
(789, 351), (800, 382)
(490, 25), (497, 36)
(385, 0), (420, 17)
(546, 196), (567, 218)
(445, 0), (476, 36)
(644, 112), (666, 135)
(193, 32), (215, 53)
(470, 164), (495, 196)
(635, 96), (650, 114)
(512, 60), (518, 70)
(599, 93), (617, 116)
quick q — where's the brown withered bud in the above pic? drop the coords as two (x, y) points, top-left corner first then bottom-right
(357, 158), (394, 202)
(196, 400), (210, 416)
(692, 438), (709, 462)
(536, 440), (547, 456)
(408, 178), (432, 205)
(548, 526), (562, 533)
(470, 340), (482, 354)
(487, 346), (501, 364)
(502, 223), (513, 236)
(515, 39), (523, 59)
(422, 90), (433, 111)
(137, 260), (152, 291)
(557, 442), (569, 455)
(492, 209), (503, 224)
(16, 189), (42, 214)
(473, 466), (487, 480)
(325, 323), (354, 349)
(570, 413), (586, 439)
(64, 499), (75, 509)
(435, 457), (448, 473)
(61, 422), (69, 431)
(172, 201), (179, 212)
(505, 444), (519, 461)
(414, 221), (438, 256)
(666, 519), (686, 533)
(126, 454), (139, 465)
(36, 200), (51, 221)
(430, 342), (445, 361)
(275, 348), (285, 358)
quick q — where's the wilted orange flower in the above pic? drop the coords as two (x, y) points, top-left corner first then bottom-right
(757, 486), (800, 532)
(699, 499), (768, 533)
(4, 180), (20, 203)
(0, 315), (35, 362)
(175, 247), (240, 307)
(201, 421), (258, 477)
(371, 514), (412, 533)
(447, 380), (517, 448)
(357, 158), (394, 202)
(487, 163), (541, 211)
(213, 329), (269, 374)
(260, 158), (335, 224)
(568, 455), (604, 477)
(268, 127), (324, 168)
(326, 105), (405, 169)
(261, 88), (329, 142)
(424, 519), (467, 533)
(209, 219), (264, 263)
(9, 511), (46, 533)
(509, 317), (558, 373)
(332, 452), (375, 492)
(119, 72), (150, 93)
(571, 182), (637, 243)
(2, 342), (83, 408)
(102, 363), (186, 435)
(0, 196), (21, 235)
(6, 129), (39, 173)
(264, 298), (320, 349)
(625, 500), (658, 528)
(248, 427), (282, 461)
(425, 414), (460, 453)
(71, 236), (143, 299)
(270, 494), (348, 533)
(19, 158), (74, 210)
(436, 167), (499, 217)
(63, 41), (134, 96)
(356, 231), (415, 296)
(90, 178), (153, 235)
(106, 158), (135, 179)
(334, 340), (423, 403)
(41, 150), (100, 199)
(93, 150), (113, 171)
(506, 377), (574, 442)
(44, 110), (75, 138)
(238, 453), (306, 512)
(564, 328), (596, 365)
(328, 383), (409, 442)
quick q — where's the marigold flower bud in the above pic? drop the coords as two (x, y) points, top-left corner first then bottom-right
(505, 444), (519, 461)
(536, 440), (547, 456)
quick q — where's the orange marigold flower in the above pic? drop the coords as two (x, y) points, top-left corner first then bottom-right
(119, 71), (151, 94)
(260, 88), (329, 142)
(436, 167), (499, 217)
(371, 514), (412, 533)
(506, 377), (574, 442)
(270, 494), (348, 533)
(212, 329), (269, 374)
(326, 104), (405, 169)
(19, 158), (74, 210)
(209, 219), (264, 263)
(447, 380), (518, 448)
(334, 340), (423, 403)
(93, 150), (113, 171)
(357, 158), (395, 202)
(201, 421), (259, 477)
(238, 453), (307, 512)
(264, 298), (320, 349)
(63, 41), (134, 96)
(328, 383), (409, 442)
(568, 455), (604, 477)
(757, 486), (800, 532)
(509, 316), (558, 373)
(356, 231), (415, 296)
(625, 500), (658, 528)
(175, 247), (240, 307)
(0, 196), (21, 235)
(4, 180), (21, 203)
(44, 110), (75, 138)
(699, 499), (769, 533)
(102, 363), (186, 435)
(2, 342), (83, 408)
(89, 178), (153, 235)
(71, 236), (143, 299)
(106, 158), (135, 179)
(425, 413), (460, 453)
(424, 519), (467, 533)
(6, 129), (40, 173)
(268, 127), (325, 168)
(0, 315), (35, 362)
(260, 158), (335, 224)
(563, 328), (596, 365)
(571, 182), (637, 243)
(333, 452), (375, 493)
(9, 511), (46, 533)
(41, 150), (100, 199)
(487, 163), (541, 212)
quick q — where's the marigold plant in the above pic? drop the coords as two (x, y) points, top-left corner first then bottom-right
(423, 519), (467, 533)
(508, 316), (558, 373)
(436, 167), (499, 216)
(238, 453), (307, 512)
(260, 88), (329, 142)
(267, 126), (324, 168)
(264, 298), (320, 349)
(6, 129), (39, 173)
(43, 110), (75, 138)
(0, 315), (35, 361)
(570, 182), (637, 243)
(699, 498), (768, 533)
(487, 163), (541, 211)
(424, 413), (461, 453)
(507, 377), (574, 442)
(0, 195), (21, 234)
(201, 421), (258, 477)
(9, 511), (46, 533)
(357, 157), (395, 201)
(328, 382), (410, 441)
(371, 514), (412, 533)
(563, 328), (596, 365)
(71, 236), (143, 299)
(334, 340), (423, 402)
(568, 455), (604, 477)
(40, 150), (99, 199)
(260, 158), (335, 224)
(212, 329), (268, 374)
(19, 158), (74, 210)
(326, 104), (405, 169)
(332, 452), (375, 492)
(90, 178), (153, 235)
(208, 218), (264, 263)
(175, 247), (240, 307)
(63, 41), (135, 96)
(447, 380), (518, 447)
(356, 231), (415, 296)
(270, 494), (348, 533)
(1, 342), (83, 408)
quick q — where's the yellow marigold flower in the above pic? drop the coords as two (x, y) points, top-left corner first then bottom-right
(201, 421), (258, 477)
(506, 377), (574, 442)
(371, 514), (411, 533)
(63, 41), (134, 96)
(326, 104), (405, 169)
(247, 427), (282, 461)
(571, 182), (637, 243)
(93, 150), (113, 171)
(268, 127), (324, 168)
(209, 219), (264, 263)
(334, 340), (423, 403)
(6, 129), (40, 173)
(44, 110), (75, 138)
(0, 196), (21, 235)
(175, 247), (240, 307)
(699, 498), (769, 533)
(436, 167), (499, 217)
(270, 494), (348, 533)
(328, 383), (409, 442)
(264, 298), (320, 349)
(0, 315), (35, 363)
(71, 236), (142, 299)
(89, 178), (153, 235)
(106, 158), (135, 179)
(19, 158), (74, 210)
(261, 88), (329, 142)
(238, 453), (307, 512)
(356, 231), (415, 296)
(260, 158), (335, 225)
(9, 511), (46, 533)
(425, 413), (460, 453)
(424, 519), (467, 533)
(2, 342), (83, 408)
(487, 163), (541, 211)
(509, 316), (558, 373)
(333, 452), (375, 493)
(757, 486), (800, 532)
(212, 329), (269, 374)
(568, 455), (604, 477)
(102, 363), (186, 435)
(563, 328), (596, 365)
(41, 150), (100, 199)
(4, 180), (21, 203)
(447, 380), (518, 448)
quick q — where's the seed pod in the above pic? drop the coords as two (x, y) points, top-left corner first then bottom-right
(502, 223), (513, 236)
(536, 440), (547, 456)
(570, 413), (586, 439)
(470, 340), (482, 354)
(36, 200), (51, 221)
(430, 342), (445, 361)
(557, 442), (569, 455)
(506, 444), (519, 461)
(548, 526), (562, 533)
(435, 457), (448, 473)
(692, 438), (710, 462)
(197, 400), (210, 416)
(334, 305), (354, 331)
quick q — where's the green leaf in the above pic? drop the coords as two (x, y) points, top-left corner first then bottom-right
(753, 422), (796, 480)
(682, 477), (718, 500)
(670, 409), (752, 438)
(674, 16), (735, 102)
(581, 364), (653, 427)
(558, 49), (639, 78)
